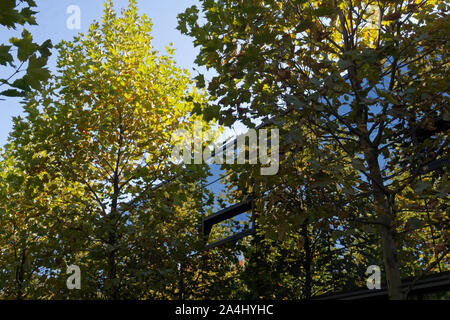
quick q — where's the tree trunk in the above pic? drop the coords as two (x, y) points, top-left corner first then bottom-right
(365, 148), (403, 299)
(106, 181), (120, 300)
(378, 212), (403, 299)
(107, 229), (119, 299)
(15, 249), (26, 300)
(106, 120), (123, 300)
(301, 222), (312, 300)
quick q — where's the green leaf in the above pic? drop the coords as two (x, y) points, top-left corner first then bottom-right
(338, 59), (352, 69)
(277, 222), (289, 241)
(414, 181), (431, 193)
(38, 39), (53, 57)
(286, 95), (305, 110)
(312, 172), (331, 187)
(0, 89), (25, 97)
(0, 0), (19, 28)
(0, 45), (13, 66)
(194, 74), (205, 88)
(315, 7), (337, 17)
(352, 158), (366, 171)
(25, 54), (50, 89)
(407, 217), (423, 230)
(11, 77), (30, 91)
(10, 29), (38, 61)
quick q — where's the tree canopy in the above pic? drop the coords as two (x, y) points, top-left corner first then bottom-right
(0, 0), (448, 300)
(178, 0), (449, 299)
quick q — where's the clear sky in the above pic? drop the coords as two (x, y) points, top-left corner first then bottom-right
(0, 0), (207, 147)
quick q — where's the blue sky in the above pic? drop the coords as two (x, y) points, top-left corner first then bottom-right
(0, 0), (205, 146)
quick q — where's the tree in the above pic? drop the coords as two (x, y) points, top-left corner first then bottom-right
(0, 0), (52, 99)
(2, 0), (237, 299)
(0, 143), (81, 299)
(219, 121), (381, 299)
(178, 0), (449, 299)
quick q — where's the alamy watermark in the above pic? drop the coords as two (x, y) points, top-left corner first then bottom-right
(366, 265), (381, 290)
(66, 5), (81, 30)
(66, 264), (81, 290)
(171, 121), (279, 175)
